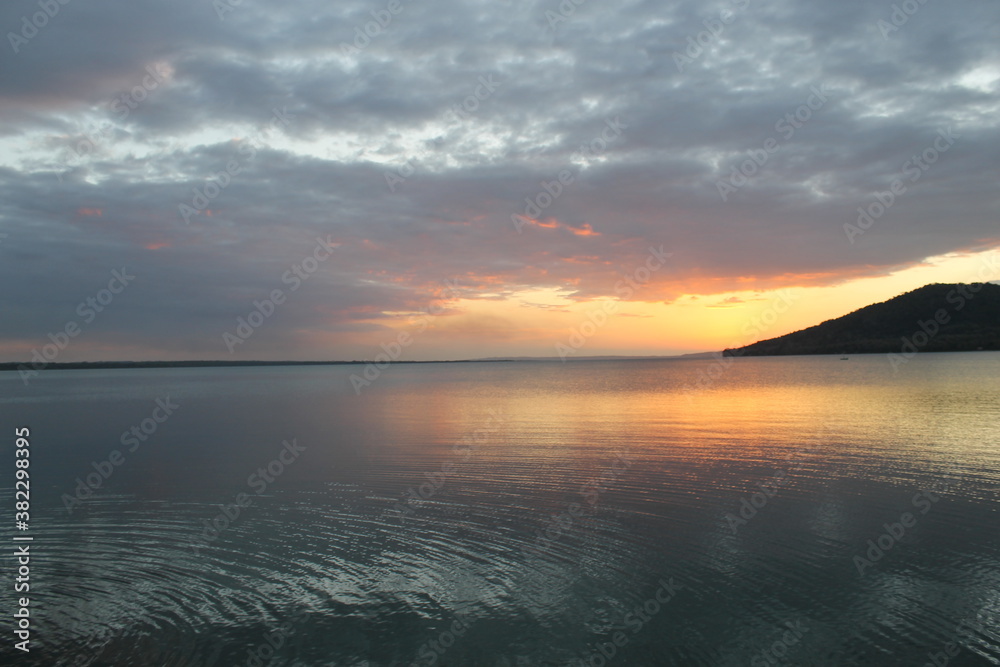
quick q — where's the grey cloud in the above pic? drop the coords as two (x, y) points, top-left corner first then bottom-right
(1, 0), (998, 359)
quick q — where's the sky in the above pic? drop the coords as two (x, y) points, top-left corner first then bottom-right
(1, 0), (998, 362)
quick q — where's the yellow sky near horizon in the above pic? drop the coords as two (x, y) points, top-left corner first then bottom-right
(4, 246), (995, 364)
(352, 246), (1000, 360)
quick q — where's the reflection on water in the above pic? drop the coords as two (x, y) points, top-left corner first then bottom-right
(1, 353), (999, 665)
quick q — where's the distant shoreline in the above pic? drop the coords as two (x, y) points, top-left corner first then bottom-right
(0, 356), (700, 372)
(3, 349), (999, 373)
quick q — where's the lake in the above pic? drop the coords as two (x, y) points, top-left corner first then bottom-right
(1, 353), (999, 665)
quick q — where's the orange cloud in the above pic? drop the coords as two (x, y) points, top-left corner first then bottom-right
(145, 242), (170, 250)
(76, 208), (103, 217)
(570, 223), (600, 237)
(518, 217), (601, 236)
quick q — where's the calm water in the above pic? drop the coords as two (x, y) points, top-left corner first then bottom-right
(1, 354), (999, 666)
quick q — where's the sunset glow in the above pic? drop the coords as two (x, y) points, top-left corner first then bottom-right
(1, 0), (998, 363)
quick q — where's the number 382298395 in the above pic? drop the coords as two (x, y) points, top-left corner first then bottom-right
(15, 427), (30, 523)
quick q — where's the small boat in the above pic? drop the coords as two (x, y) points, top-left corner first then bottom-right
(840, 357), (849, 360)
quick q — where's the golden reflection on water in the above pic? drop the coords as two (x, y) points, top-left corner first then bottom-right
(4, 354), (999, 665)
(370, 354), (1000, 491)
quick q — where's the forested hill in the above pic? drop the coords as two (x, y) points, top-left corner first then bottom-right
(723, 283), (1000, 357)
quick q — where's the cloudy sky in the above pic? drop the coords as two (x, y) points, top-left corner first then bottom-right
(1, 0), (998, 361)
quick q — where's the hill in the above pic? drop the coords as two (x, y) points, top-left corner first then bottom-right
(723, 283), (1000, 357)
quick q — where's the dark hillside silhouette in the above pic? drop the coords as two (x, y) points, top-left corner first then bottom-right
(724, 283), (1000, 357)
